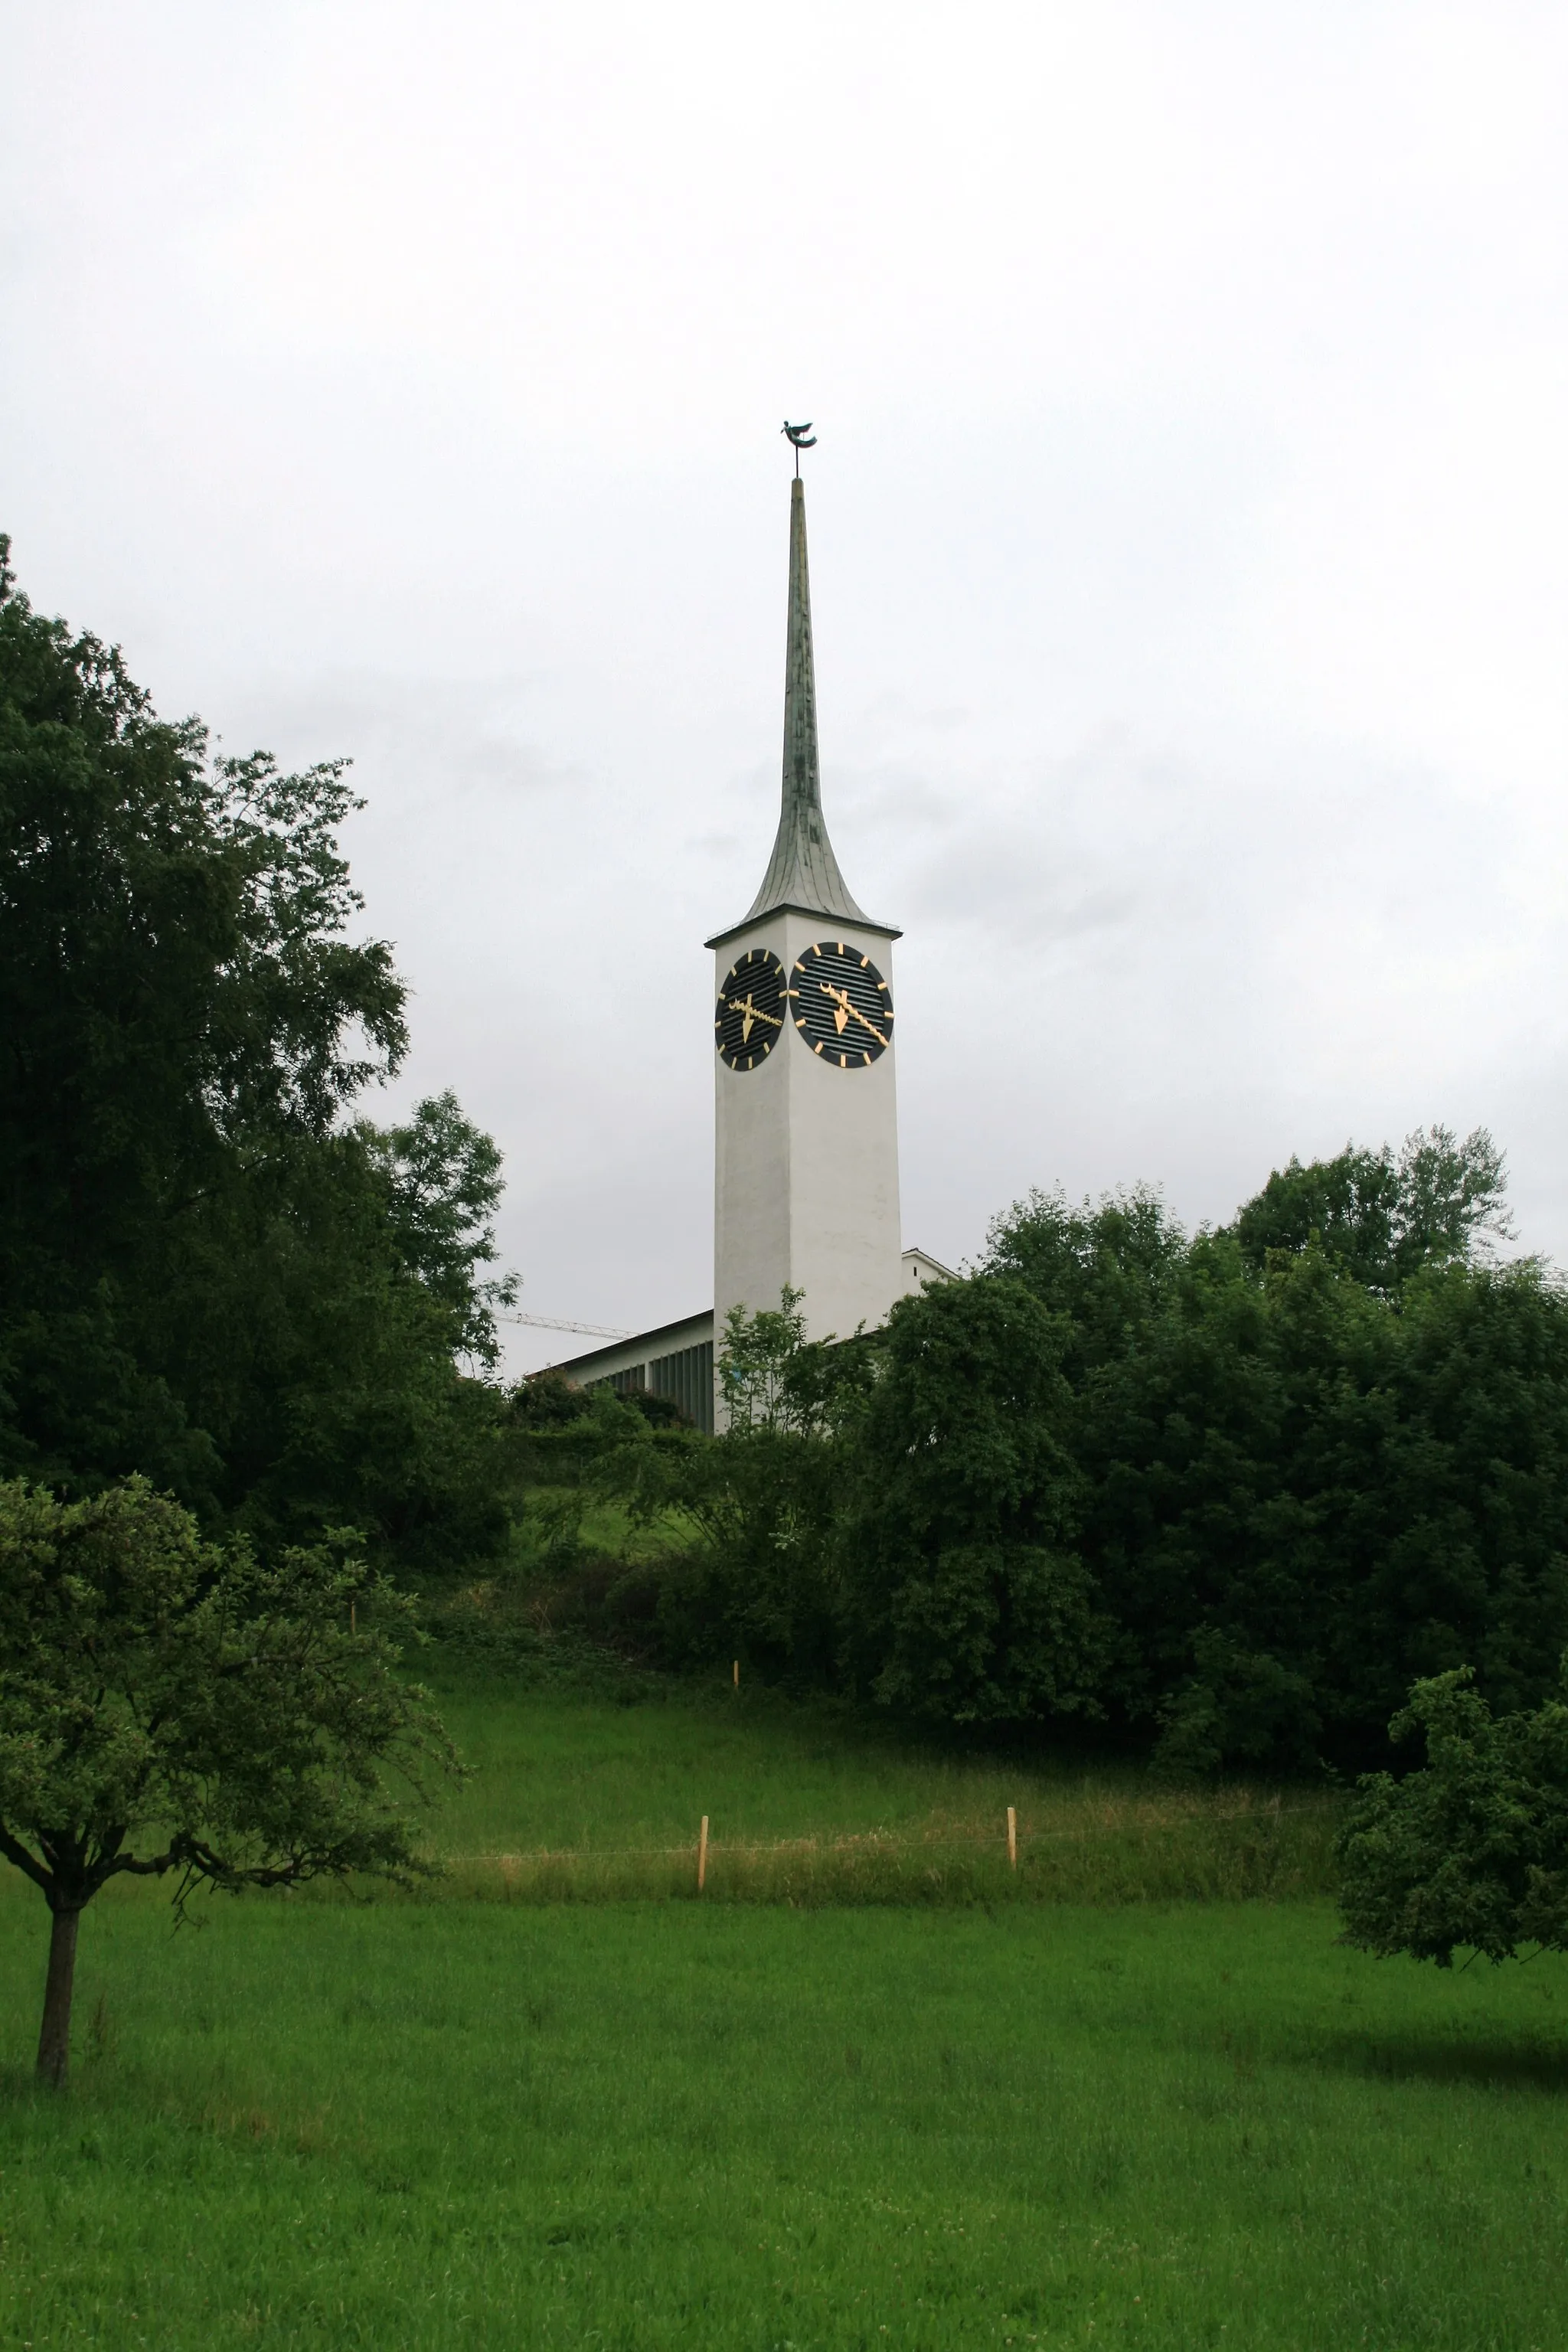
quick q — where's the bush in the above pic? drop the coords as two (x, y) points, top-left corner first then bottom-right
(1338, 1664), (1568, 1965)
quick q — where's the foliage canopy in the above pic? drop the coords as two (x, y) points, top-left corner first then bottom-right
(0, 539), (514, 1565)
(592, 1133), (1568, 1777)
(1338, 1665), (1568, 1966)
(0, 1476), (458, 2082)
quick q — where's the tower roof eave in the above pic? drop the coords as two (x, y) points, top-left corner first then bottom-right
(704, 899), (902, 953)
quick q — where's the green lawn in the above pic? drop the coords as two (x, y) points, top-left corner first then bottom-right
(2, 1668), (1565, 2349)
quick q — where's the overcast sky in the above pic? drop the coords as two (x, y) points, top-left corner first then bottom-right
(5, 2), (1567, 1368)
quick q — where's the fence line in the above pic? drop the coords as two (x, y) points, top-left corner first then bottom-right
(442, 1799), (1333, 1871)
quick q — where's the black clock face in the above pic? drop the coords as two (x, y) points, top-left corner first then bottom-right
(715, 947), (788, 1070)
(789, 941), (894, 1068)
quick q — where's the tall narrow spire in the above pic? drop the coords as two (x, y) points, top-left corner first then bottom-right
(737, 477), (878, 930)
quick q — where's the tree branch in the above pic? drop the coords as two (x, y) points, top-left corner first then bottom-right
(0, 1820), (54, 1896)
(105, 1848), (181, 1880)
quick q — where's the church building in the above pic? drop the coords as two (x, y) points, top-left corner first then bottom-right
(550, 465), (952, 1427)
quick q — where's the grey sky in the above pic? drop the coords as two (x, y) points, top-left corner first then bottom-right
(4, 2), (1566, 1369)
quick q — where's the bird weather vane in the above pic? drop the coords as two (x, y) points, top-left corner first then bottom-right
(782, 420), (817, 476)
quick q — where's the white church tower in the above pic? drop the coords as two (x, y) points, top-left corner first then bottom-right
(544, 458), (949, 1428)
(705, 472), (906, 1346)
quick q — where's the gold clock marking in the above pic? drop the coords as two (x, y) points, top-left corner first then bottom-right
(817, 980), (889, 1050)
(717, 949), (787, 1070)
(789, 942), (893, 1066)
(727, 991), (783, 1045)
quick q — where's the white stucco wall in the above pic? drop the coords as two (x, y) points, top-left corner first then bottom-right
(714, 910), (903, 1349)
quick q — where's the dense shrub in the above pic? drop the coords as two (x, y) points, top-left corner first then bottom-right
(1338, 1664), (1568, 1964)
(838, 1276), (1109, 1726)
(598, 1135), (1568, 1775)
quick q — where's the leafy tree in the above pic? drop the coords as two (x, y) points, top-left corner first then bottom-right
(509, 1369), (597, 1429)
(0, 539), (514, 1564)
(0, 1476), (459, 2086)
(839, 1276), (1109, 1726)
(982, 1184), (1187, 1386)
(596, 1180), (1568, 1770)
(361, 1089), (518, 1370)
(716, 1289), (820, 1432)
(1234, 1126), (1513, 1294)
(1076, 1234), (1392, 1768)
(1047, 1235), (1568, 1774)
(1338, 1665), (1568, 1966)
(593, 1295), (862, 1676)
(969, 1145), (1566, 1769)
(944, 1167), (1568, 1771)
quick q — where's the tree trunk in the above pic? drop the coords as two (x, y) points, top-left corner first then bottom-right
(36, 1904), (81, 2089)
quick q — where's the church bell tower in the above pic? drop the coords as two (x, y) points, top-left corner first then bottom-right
(706, 470), (904, 1348)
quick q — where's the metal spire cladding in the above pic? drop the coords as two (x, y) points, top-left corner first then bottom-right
(709, 476), (898, 946)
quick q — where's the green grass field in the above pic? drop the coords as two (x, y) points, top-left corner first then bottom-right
(2, 1662), (1565, 2349)
(423, 1664), (1337, 1904)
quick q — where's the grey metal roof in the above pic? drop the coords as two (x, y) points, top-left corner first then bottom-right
(547, 1309), (714, 1381)
(707, 479), (899, 949)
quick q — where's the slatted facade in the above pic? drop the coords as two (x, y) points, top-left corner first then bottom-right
(550, 1253), (949, 1439)
(647, 1341), (715, 1431)
(557, 1313), (717, 1433)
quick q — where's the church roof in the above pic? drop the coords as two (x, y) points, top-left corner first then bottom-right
(707, 476), (899, 950)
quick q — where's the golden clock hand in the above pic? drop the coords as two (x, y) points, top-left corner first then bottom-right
(727, 994), (783, 1043)
(846, 1003), (890, 1050)
(818, 981), (853, 1035)
(817, 981), (890, 1051)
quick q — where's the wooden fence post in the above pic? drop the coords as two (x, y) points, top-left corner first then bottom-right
(697, 1815), (709, 1893)
(1007, 1805), (1018, 1870)
(733, 1659), (740, 1690)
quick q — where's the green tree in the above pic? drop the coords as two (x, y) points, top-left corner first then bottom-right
(361, 1089), (518, 1370)
(0, 1477), (459, 2086)
(593, 1295), (863, 1677)
(982, 1183), (1187, 1385)
(1233, 1125), (1512, 1294)
(573, 1145), (1568, 1767)
(716, 1289), (818, 1432)
(0, 539), (514, 1563)
(840, 1276), (1109, 1726)
(1338, 1664), (1568, 1966)
(509, 1368), (597, 1429)
(976, 1168), (1568, 1773)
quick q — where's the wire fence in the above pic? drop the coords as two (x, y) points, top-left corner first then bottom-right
(451, 1797), (1335, 1853)
(432, 1798), (1341, 1903)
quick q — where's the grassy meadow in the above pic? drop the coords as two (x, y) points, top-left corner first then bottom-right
(423, 1658), (1338, 1904)
(2, 1658), (1566, 2349)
